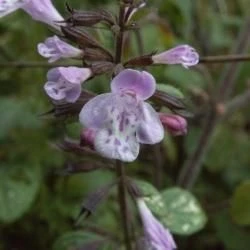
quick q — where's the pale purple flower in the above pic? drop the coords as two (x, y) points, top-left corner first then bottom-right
(0, 0), (64, 29)
(0, 0), (28, 17)
(21, 0), (64, 29)
(152, 45), (199, 68)
(79, 69), (164, 162)
(38, 36), (83, 63)
(44, 67), (92, 103)
(159, 114), (187, 136)
(137, 199), (177, 250)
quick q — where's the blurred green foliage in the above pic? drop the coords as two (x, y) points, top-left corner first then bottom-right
(0, 0), (250, 250)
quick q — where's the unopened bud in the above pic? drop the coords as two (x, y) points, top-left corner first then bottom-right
(76, 181), (117, 223)
(61, 26), (101, 48)
(124, 0), (146, 23)
(65, 4), (115, 27)
(84, 47), (113, 62)
(91, 62), (115, 75)
(153, 90), (186, 110)
(125, 54), (154, 67)
(80, 128), (97, 149)
(159, 113), (187, 136)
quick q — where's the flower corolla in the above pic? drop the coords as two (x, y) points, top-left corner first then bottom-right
(0, 0), (64, 29)
(137, 199), (177, 250)
(44, 67), (92, 103)
(152, 45), (199, 68)
(79, 69), (164, 162)
(38, 35), (83, 63)
(0, 0), (27, 17)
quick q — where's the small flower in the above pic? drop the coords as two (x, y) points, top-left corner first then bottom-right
(79, 69), (164, 162)
(44, 67), (92, 103)
(38, 35), (83, 63)
(159, 114), (187, 136)
(137, 199), (177, 250)
(21, 0), (64, 29)
(0, 0), (64, 29)
(0, 0), (28, 17)
(152, 45), (199, 68)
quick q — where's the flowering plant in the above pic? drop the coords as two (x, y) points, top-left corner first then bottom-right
(0, 0), (204, 249)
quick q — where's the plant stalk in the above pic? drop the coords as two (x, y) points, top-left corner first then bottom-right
(114, 3), (132, 250)
(116, 160), (132, 250)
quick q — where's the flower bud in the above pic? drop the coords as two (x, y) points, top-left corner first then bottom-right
(125, 54), (154, 67)
(152, 45), (199, 68)
(80, 128), (97, 149)
(61, 26), (101, 48)
(84, 47), (114, 62)
(159, 113), (187, 136)
(91, 62), (115, 75)
(124, 0), (146, 22)
(65, 4), (115, 27)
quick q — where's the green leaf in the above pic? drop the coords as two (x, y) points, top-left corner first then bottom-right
(135, 182), (207, 235)
(205, 126), (250, 173)
(160, 187), (207, 235)
(231, 180), (250, 225)
(0, 164), (40, 223)
(0, 98), (41, 139)
(157, 84), (184, 99)
(52, 231), (105, 250)
(134, 180), (167, 216)
(165, 66), (205, 88)
(213, 211), (250, 250)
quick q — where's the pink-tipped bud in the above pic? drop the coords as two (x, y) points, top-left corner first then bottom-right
(80, 128), (97, 149)
(159, 113), (187, 136)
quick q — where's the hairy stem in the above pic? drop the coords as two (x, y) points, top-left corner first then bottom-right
(153, 143), (163, 189)
(199, 54), (250, 63)
(115, 5), (125, 64)
(114, 3), (132, 250)
(0, 61), (78, 68)
(116, 160), (132, 250)
(1, 54), (250, 69)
